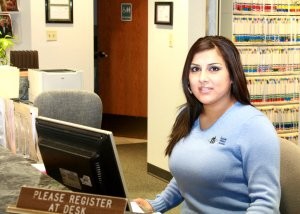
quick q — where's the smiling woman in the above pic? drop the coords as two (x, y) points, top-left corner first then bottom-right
(134, 36), (281, 214)
(188, 48), (234, 128)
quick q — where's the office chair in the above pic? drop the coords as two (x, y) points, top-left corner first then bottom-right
(33, 90), (103, 128)
(279, 138), (300, 214)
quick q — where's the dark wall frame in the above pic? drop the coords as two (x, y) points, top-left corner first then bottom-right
(45, 0), (73, 24)
(154, 2), (173, 25)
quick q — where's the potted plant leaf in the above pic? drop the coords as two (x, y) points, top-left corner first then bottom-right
(0, 35), (14, 65)
(0, 34), (19, 99)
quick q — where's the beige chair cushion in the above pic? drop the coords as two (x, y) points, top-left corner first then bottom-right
(280, 138), (300, 214)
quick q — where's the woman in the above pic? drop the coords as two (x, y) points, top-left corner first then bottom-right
(135, 36), (280, 213)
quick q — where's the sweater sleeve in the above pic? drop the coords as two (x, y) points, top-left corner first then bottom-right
(147, 178), (184, 213)
(239, 116), (281, 213)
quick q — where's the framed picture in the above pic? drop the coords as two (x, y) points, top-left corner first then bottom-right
(154, 2), (173, 25)
(45, 0), (73, 23)
(0, 14), (13, 38)
(0, 0), (19, 12)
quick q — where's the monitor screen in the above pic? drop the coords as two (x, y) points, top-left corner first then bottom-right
(35, 116), (129, 205)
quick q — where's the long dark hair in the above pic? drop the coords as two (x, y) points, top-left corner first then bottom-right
(165, 35), (251, 156)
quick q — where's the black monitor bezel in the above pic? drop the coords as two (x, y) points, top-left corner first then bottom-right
(35, 116), (130, 206)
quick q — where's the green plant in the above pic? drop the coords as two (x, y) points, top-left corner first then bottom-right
(0, 35), (14, 65)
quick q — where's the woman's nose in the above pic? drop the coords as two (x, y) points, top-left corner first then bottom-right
(198, 70), (208, 82)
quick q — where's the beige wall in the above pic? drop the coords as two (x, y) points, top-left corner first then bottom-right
(147, 0), (206, 171)
(14, 0), (94, 91)
(14, 0), (207, 173)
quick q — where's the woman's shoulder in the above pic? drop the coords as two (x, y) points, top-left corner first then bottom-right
(234, 102), (264, 116)
(233, 102), (275, 130)
(228, 102), (271, 127)
(230, 103), (278, 144)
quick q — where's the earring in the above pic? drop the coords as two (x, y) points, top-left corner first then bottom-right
(188, 87), (192, 94)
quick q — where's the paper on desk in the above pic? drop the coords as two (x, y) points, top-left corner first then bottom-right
(0, 98), (5, 147)
(13, 102), (40, 161)
(130, 201), (161, 213)
(3, 98), (15, 151)
(130, 201), (145, 213)
(31, 163), (46, 174)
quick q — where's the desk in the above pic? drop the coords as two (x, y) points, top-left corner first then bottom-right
(0, 146), (145, 214)
(0, 145), (68, 213)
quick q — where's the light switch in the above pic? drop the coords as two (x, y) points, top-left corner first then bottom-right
(47, 31), (57, 41)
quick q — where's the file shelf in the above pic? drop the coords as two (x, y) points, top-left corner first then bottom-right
(220, 0), (300, 143)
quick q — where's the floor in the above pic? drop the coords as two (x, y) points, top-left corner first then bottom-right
(116, 143), (181, 214)
(102, 114), (181, 213)
(101, 114), (147, 143)
(114, 136), (146, 145)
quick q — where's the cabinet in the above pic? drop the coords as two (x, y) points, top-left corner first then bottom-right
(219, 1), (300, 143)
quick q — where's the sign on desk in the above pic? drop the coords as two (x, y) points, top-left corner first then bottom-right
(7, 186), (128, 214)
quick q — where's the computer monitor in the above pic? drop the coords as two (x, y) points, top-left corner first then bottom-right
(35, 116), (130, 209)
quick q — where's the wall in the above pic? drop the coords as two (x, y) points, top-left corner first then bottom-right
(147, 0), (206, 172)
(13, 0), (207, 175)
(14, 0), (94, 91)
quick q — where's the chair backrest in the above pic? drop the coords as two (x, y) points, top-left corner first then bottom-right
(33, 90), (103, 128)
(279, 138), (300, 214)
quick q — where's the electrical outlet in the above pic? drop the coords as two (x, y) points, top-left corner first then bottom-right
(46, 31), (57, 41)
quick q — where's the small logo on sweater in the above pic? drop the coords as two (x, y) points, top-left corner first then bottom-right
(209, 136), (227, 145)
(219, 137), (227, 145)
(209, 136), (216, 144)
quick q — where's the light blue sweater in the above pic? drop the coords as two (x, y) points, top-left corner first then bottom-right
(149, 102), (281, 213)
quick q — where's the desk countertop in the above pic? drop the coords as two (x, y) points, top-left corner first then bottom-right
(0, 146), (67, 213)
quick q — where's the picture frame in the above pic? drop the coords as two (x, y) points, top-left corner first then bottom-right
(0, 0), (19, 12)
(0, 14), (13, 38)
(45, 0), (73, 24)
(154, 2), (173, 25)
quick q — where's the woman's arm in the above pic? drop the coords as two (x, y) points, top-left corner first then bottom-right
(135, 178), (184, 213)
(240, 116), (281, 213)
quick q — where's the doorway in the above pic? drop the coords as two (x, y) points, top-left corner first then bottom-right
(94, 0), (148, 139)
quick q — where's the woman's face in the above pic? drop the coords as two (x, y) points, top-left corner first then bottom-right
(188, 48), (233, 109)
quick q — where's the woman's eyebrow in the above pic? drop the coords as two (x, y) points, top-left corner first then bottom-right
(208, 63), (222, 66)
(191, 63), (222, 66)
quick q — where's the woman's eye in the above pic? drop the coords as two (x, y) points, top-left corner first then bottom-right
(190, 66), (200, 72)
(209, 66), (220, 72)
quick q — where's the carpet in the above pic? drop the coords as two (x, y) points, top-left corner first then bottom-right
(116, 143), (181, 213)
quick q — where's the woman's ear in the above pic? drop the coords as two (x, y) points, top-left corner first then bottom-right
(187, 84), (193, 94)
